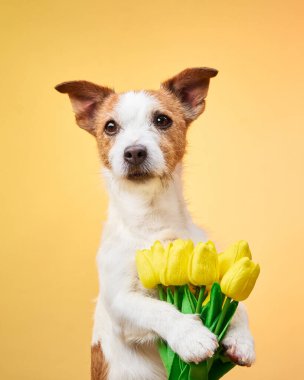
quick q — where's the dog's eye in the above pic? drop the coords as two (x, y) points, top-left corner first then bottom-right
(104, 120), (119, 136)
(153, 114), (172, 130)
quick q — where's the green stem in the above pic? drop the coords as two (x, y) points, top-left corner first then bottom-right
(214, 297), (231, 336)
(158, 284), (166, 301)
(195, 287), (200, 298)
(174, 286), (179, 308)
(195, 286), (206, 314)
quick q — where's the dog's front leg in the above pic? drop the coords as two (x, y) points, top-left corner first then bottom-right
(111, 290), (218, 364)
(221, 303), (256, 366)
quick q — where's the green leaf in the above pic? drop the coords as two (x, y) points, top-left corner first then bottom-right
(177, 362), (190, 380)
(188, 361), (208, 380)
(188, 287), (198, 309)
(168, 353), (183, 380)
(167, 345), (176, 376)
(205, 283), (222, 328)
(223, 301), (238, 327)
(208, 356), (235, 380)
(158, 340), (178, 378)
(213, 297), (231, 336)
(218, 301), (239, 341)
(178, 356), (185, 371)
(182, 286), (195, 314)
(158, 285), (166, 301)
(209, 314), (220, 332)
(173, 286), (184, 310)
(158, 340), (169, 374)
(200, 303), (210, 324)
(183, 286), (197, 313)
(167, 287), (174, 304)
(177, 285), (184, 310)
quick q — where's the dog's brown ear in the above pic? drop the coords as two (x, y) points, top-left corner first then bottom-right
(55, 81), (114, 135)
(161, 67), (218, 123)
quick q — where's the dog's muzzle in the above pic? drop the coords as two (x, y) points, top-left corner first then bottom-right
(123, 144), (153, 180)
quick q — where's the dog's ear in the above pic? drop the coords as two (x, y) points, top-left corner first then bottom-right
(55, 81), (114, 136)
(161, 67), (218, 123)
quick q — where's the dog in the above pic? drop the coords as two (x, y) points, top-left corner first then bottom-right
(55, 67), (256, 380)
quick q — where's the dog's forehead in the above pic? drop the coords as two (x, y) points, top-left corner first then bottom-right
(114, 91), (158, 125)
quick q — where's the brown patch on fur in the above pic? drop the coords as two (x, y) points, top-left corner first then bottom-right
(91, 342), (109, 380)
(94, 93), (119, 168)
(149, 89), (189, 174)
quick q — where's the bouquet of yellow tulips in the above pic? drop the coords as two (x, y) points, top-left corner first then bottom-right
(136, 240), (260, 380)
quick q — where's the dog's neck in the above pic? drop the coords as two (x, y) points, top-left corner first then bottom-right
(103, 164), (192, 240)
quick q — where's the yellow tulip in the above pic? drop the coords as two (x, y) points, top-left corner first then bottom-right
(150, 240), (166, 275)
(136, 248), (159, 288)
(160, 239), (194, 286)
(136, 241), (166, 288)
(220, 257), (260, 301)
(188, 241), (219, 286)
(218, 240), (252, 278)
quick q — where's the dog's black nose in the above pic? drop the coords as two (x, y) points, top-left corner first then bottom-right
(124, 145), (147, 165)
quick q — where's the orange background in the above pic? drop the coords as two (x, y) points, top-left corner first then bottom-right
(0, 1), (303, 379)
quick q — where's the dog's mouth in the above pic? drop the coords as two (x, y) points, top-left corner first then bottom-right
(126, 171), (154, 181)
(125, 165), (155, 181)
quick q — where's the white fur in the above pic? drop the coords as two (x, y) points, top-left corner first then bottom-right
(92, 92), (255, 379)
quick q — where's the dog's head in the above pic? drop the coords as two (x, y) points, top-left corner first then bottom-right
(55, 68), (217, 182)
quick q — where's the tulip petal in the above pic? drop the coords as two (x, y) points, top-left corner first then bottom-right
(135, 249), (159, 288)
(219, 240), (252, 278)
(161, 240), (193, 286)
(188, 241), (219, 286)
(221, 257), (260, 301)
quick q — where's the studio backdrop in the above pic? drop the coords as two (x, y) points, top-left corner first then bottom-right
(0, 1), (303, 379)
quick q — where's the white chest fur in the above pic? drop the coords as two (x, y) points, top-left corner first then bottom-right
(92, 165), (207, 379)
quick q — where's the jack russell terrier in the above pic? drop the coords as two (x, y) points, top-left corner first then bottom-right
(55, 67), (255, 380)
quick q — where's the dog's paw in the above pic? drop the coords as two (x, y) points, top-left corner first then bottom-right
(167, 314), (218, 364)
(222, 331), (255, 367)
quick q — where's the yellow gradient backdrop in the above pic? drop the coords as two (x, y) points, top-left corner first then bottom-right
(0, 1), (303, 379)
